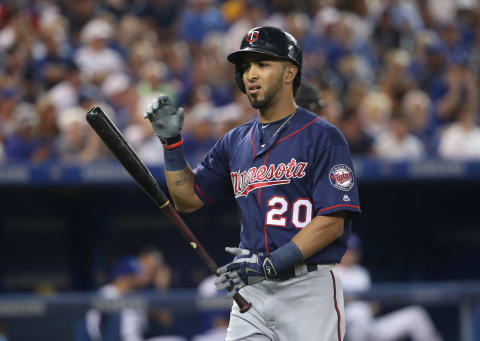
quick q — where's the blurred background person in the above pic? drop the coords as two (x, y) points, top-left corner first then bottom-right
(101, 72), (141, 132)
(438, 103), (480, 160)
(47, 61), (83, 113)
(0, 87), (21, 142)
(337, 234), (443, 341)
(123, 93), (164, 166)
(358, 91), (393, 138)
(192, 274), (229, 341)
(75, 17), (126, 85)
(139, 249), (187, 341)
(83, 248), (187, 341)
(181, 91), (218, 167)
(137, 247), (167, 290)
(378, 49), (415, 109)
(436, 52), (478, 125)
(373, 111), (426, 160)
(178, 0), (227, 50)
(401, 89), (436, 156)
(137, 61), (177, 106)
(84, 256), (142, 341)
(294, 81), (326, 119)
(2, 103), (42, 162)
(55, 106), (92, 164)
(34, 94), (59, 162)
(339, 108), (375, 157)
(31, 12), (73, 92)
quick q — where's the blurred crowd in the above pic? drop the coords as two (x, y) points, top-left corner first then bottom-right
(1, 0), (480, 166)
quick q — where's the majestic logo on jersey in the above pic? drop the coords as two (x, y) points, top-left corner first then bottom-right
(231, 158), (307, 198)
(329, 164), (354, 191)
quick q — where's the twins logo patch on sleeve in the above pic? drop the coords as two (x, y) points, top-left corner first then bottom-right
(329, 164), (354, 191)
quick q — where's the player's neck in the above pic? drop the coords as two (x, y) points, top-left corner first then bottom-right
(258, 93), (297, 123)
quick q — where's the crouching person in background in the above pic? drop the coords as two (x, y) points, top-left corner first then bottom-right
(338, 234), (443, 341)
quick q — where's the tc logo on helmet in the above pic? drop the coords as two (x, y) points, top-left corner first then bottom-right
(246, 30), (259, 43)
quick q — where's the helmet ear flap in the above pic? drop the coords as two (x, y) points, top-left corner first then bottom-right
(235, 64), (246, 93)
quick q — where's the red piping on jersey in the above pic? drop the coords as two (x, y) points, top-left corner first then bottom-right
(257, 151), (270, 206)
(259, 151), (270, 253)
(330, 270), (342, 341)
(275, 116), (320, 144)
(249, 127), (255, 160)
(316, 204), (360, 215)
(264, 226), (269, 253)
(195, 184), (214, 205)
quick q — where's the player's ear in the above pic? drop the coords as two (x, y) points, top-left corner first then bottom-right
(283, 63), (298, 85)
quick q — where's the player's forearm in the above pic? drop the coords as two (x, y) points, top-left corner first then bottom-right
(268, 213), (345, 274)
(292, 213), (345, 260)
(165, 167), (203, 213)
(142, 95), (203, 212)
(161, 138), (203, 213)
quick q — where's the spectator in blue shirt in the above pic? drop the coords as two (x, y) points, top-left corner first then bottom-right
(3, 103), (43, 162)
(179, 0), (227, 45)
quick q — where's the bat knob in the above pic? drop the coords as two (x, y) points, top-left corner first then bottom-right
(239, 302), (252, 313)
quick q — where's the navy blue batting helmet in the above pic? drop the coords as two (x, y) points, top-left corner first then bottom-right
(227, 26), (303, 94)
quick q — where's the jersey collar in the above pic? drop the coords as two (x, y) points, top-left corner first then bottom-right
(251, 108), (302, 158)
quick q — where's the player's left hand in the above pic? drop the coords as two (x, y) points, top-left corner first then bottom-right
(214, 247), (277, 296)
(143, 94), (185, 138)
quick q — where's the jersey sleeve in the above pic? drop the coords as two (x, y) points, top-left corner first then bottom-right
(311, 141), (361, 217)
(193, 134), (233, 205)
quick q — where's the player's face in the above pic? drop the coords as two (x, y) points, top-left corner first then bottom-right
(241, 56), (285, 110)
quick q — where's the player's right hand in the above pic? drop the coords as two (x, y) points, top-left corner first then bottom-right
(214, 247), (278, 296)
(144, 94), (185, 138)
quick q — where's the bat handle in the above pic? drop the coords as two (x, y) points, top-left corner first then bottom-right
(233, 293), (252, 313)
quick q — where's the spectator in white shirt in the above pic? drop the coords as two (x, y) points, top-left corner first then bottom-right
(75, 18), (125, 83)
(373, 112), (425, 160)
(48, 62), (83, 113)
(438, 105), (480, 160)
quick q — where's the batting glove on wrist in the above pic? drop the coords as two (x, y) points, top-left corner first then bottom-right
(144, 94), (185, 138)
(214, 247), (278, 297)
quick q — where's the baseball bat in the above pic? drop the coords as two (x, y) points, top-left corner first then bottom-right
(85, 106), (252, 313)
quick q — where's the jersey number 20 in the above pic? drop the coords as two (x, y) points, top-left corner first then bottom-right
(266, 196), (313, 229)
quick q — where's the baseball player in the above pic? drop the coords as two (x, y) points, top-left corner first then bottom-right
(144, 26), (361, 341)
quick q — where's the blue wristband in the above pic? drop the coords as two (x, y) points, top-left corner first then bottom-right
(163, 145), (188, 171)
(270, 241), (303, 272)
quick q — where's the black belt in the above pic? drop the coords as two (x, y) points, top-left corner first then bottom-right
(275, 264), (320, 281)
